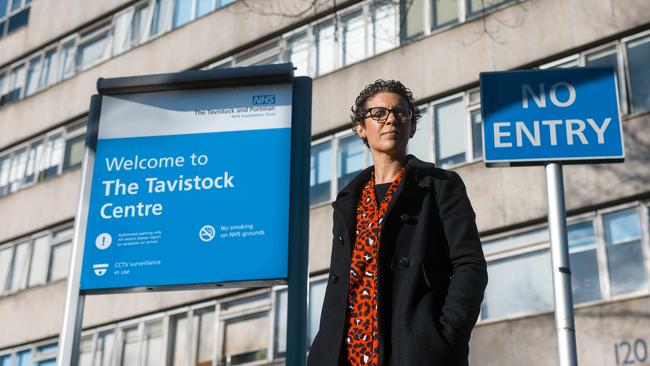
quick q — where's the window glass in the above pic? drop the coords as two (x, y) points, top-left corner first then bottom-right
(482, 249), (553, 319)
(77, 31), (110, 68)
(28, 235), (50, 287)
(274, 289), (288, 355)
(150, 0), (170, 36)
(7, 7), (28, 33)
(59, 41), (76, 80)
(48, 240), (71, 281)
(309, 280), (327, 347)
(222, 313), (268, 365)
(9, 64), (25, 101)
(433, 0), (458, 28)
(112, 10), (133, 55)
(24, 140), (42, 183)
(39, 49), (57, 88)
(95, 330), (115, 366)
(42, 134), (64, 178)
(434, 97), (466, 167)
(603, 208), (646, 295)
(170, 314), (188, 366)
(468, 0), (510, 16)
(143, 321), (163, 366)
(337, 135), (366, 191)
(471, 109), (483, 159)
(341, 10), (365, 66)
(196, 0), (214, 17)
(287, 32), (310, 77)
(236, 41), (280, 66)
(0, 247), (12, 291)
(78, 335), (94, 366)
(0, 0), (7, 18)
(0, 355), (9, 366)
(172, 0), (193, 28)
(408, 106), (431, 161)
(130, 4), (150, 44)
(120, 326), (140, 366)
(568, 221), (601, 303)
(0, 155), (10, 195)
(64, 134), (85, 170)
(371, 1), (397, 54)
(310, 141), (332, 206)
(9, 147), (27, 191)
(315, 20), (335, 75)
(10, 0), (19, 11)
(9, 242), (28, 290)
(626, 36), (650, 113)
(25, 57), (41, 96)
(16, 350), (31, 366)
(401, 0), (423, 39)
(192, 308), (214, 366)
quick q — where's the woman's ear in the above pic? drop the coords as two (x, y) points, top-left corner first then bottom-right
(355, 122), (366, 139)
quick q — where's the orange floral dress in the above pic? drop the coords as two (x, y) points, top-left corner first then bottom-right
(344, 169), (404, 366)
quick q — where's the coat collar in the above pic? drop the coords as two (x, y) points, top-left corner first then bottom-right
(331, 154), (434, 246)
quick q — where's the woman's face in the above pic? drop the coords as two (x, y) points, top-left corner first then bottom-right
(355, 92), (416, 157)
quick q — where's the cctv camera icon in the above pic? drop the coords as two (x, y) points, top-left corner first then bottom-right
(93, 263), (109, 276)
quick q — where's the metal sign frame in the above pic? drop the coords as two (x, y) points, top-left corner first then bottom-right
(480, 67), (625, 167)
(58, 64), (311, 366)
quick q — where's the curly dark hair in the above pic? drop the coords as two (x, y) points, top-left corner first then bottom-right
(350, 79), (421, 147)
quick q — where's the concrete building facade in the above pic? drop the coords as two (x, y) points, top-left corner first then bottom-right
(0, 0), (649, 364)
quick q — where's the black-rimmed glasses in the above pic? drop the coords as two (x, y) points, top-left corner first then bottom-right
(364, 107), (413, 123)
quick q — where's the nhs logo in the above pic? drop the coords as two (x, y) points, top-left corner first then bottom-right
(252, 95), (276, 105)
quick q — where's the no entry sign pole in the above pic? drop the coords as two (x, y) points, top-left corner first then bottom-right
(481, 67), (625, 366)
(544, 163), (577, 366)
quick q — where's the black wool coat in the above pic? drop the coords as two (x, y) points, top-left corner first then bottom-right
(307, 155), (488, 366)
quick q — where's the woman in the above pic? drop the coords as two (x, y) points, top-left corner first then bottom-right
(307, 80), (488, 366)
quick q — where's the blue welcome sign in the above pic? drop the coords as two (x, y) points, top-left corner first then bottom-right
(80, 83), (293, 291)
(480, 68), (625, 166)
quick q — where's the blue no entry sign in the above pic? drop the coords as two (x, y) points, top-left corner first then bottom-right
(80, 84), (293, 291)
(480, 68), (624, 166)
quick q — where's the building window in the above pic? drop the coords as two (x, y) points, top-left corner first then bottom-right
(432, 0), (459, 28)
(481, 228), (553, 319)
(337, 134), (368, 192)
(220, 296), (270, 365)
(0, 0), (30, 37)
(315, 20), (336, 75)
(274, 277), (328, 357)
(603, 208), (647, 296)
(467, 0), (513, 17)
(625, 34), (650, 113)
(401, 0), (425, 39)
(310, 139), (332, 206)
(568, 220), (601, 303)
(370, 1), (398, 54)
(481, 203), (650, 321)
(0, 121), (85, 199)
(286, 31), (310, 77)
(434, 96), (466, 167)
(407, 104), (432, 161)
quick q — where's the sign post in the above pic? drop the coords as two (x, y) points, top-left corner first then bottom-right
(59, 64), (311, 366)
(480, 68), (624, 366)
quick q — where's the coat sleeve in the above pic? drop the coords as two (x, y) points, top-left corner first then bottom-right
(435, 170), (488, 348)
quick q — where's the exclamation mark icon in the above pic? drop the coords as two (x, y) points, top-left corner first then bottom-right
(95, 233), (112, 250)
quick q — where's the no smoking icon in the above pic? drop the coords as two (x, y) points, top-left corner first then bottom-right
(199, 225), (216, 242)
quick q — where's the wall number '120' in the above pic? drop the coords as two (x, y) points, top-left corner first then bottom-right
(615, 339), (648, 365)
